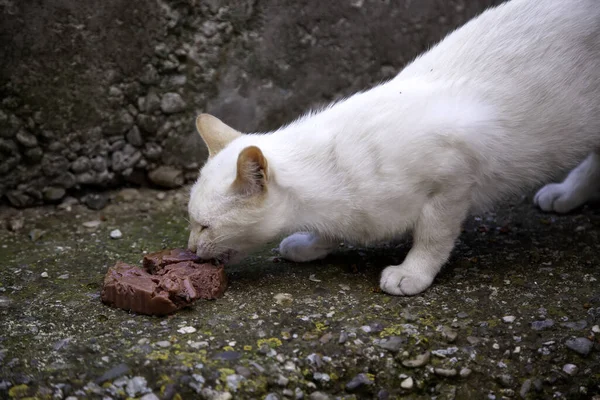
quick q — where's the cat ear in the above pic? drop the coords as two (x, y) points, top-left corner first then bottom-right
(233, 146), (269, 196)
(195, 114), (242, 158)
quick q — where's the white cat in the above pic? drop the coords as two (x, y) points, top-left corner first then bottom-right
(188, 0), (600, 295)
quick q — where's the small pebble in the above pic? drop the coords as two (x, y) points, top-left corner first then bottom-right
(155, 341), (171, 348)
(309, 392), (329, 400)
(126, 376), (149, 397)
(531, 319), (554, 330)
(85, 193), (109, 210)
(338, 331), (348, 344)
(319, 332), (333, 344)
(8, 217), (24, 232)
(467, 336), (481, 345)
(459, 368), (472, 378)
(498, 374), (514, 388)
(502, 316), (516, 323)
(274, 293), (293, 306)
(441, 327), (458, 343)
(95, 363), (130, 384)
(434, 368), (457, 377)
(519, 379), (532, 398)
(400, 377), (413, 389)
(345, 373), (373, 390)
(29, 229), (45, 241)
(562, 363), (578, 375)
(156, 192), (166, 200)
(565, 337), (593, 356)
(377, 336), (404, 352)
(226, 374), (245, 392)
(561, 320), (587, 330)
(308, 274), (321, 282)
(57, 274), (69, 280)
(57, 196), (78, 210)
(41, 272), (49, 278)
(83, 220), (102, 228)
(177, 326), (196, 334)
(401, 310), (418, 321)
(591, 325), (600, 333)
(313, 372), (330, 382)
(402, 351), (430, 368)
(110, 229), (123, 239)
(277, 375), (289, 387)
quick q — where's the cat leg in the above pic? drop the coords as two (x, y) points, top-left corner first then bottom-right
(534, 152), (600, 213)
(279, 232), (338, 262)
(380, 194), (469, 296)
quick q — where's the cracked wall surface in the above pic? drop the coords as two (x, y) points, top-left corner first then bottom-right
(0, 0), (503, 207)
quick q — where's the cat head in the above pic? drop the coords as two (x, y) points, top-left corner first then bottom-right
(187, 114), (281, 263)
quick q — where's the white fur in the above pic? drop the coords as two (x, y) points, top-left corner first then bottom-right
(189, 0), (600, 295)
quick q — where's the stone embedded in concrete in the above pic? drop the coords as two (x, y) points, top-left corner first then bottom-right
(16, 129), (38, 148)
(160, 93), (187, 114)
(41, 155), (70, 177)
(126, 126), (144, 147)
(139, 64), (160, 85)
(105, 111), (135, 135)
(148, 166), (184, 188)
(43, 186), (66, 202)
(136, 114), (161, 134)
(71, 156), (91, 174)
(24, 147), (43, 163)
(52, 172), (76, 189)
(6, 190), (34, 207)
(143, 92), (161, 114)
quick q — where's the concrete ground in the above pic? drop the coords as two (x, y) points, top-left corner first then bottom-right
(0, 186), (599, 400)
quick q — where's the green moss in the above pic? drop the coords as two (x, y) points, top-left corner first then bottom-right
(241, 376), (268, 395)
(487, 319), (500, 328)
(219, 368), (236, 381)
(256, 337), (282, 348)
(175, 350), (208, 367)
(380, 325), (404, 338)
(314, 322), (328, 333)
(8, 385), (30, 399)
(148, 350), (171, 361)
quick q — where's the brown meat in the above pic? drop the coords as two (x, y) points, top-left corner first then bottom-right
(143, 248), (202, 273)
(101, 262), (186, 316)
(101, 249), (228, 316)
(156, 261), (228, 300)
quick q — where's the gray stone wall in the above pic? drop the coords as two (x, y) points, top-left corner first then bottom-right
(0, 0), (503, 207)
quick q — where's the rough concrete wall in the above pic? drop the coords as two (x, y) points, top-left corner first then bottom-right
(0, 0), (503, 207)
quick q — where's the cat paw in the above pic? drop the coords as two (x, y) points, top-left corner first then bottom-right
(380, 265), (434, 296)
(278, 232), (334, 262)
(534, 182), (583, 213)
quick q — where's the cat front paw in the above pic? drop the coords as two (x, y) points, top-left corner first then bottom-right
(380, 265), (434, 296)
(278, 232), (334, 262)
(534, 182), (582, 213)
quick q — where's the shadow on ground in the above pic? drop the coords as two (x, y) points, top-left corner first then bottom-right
(0, 187), (599, 399)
